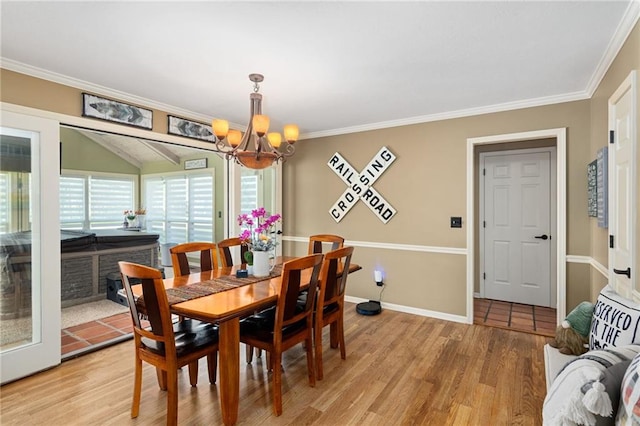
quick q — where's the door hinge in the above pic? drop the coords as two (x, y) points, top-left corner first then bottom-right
(610, 130), (615, 144)
(483, 168), (486, 176)
(483, 272), (486, 280)
(483, 220), (486, 228)
(610, 235), (615, 248)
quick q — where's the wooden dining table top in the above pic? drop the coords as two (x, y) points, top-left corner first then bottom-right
(132, 256), (362, 322)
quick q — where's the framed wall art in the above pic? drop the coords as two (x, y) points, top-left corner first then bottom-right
(184, 158), (208, 170)
(168, 115), (215, 142)
(587, 159), (597, 218)
(596, 146), (608, 228)
(82, 93), (153, 130)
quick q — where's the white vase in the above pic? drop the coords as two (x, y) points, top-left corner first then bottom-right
(252, 251), (273, 277)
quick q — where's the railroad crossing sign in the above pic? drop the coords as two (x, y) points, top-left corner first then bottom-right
(327, 146), (397, 223)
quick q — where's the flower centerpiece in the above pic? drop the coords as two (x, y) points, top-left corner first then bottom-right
(124, 209), (137, 227)
(237, 207), (281, 276)
(124, 208), (146, 228)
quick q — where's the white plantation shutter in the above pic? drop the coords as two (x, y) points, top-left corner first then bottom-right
(60, 172), (136, 230)
(59, 176), (86, 229)
(0, 173), (9, 233)
(240, 174), (258, 214)
(89, 176), (135, 228)
(143, 171), (214, 244)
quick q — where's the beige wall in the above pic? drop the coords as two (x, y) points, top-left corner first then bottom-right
(286, 101), (591, 315)
(589, 22), (640, 296)
(1, 20), (638, 318)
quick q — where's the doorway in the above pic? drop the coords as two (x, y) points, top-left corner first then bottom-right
(466, 128), (567, 326)
(480, 147), (557, 307)
(608, 71), (637, 299)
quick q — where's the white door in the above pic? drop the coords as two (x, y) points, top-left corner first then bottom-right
(608, 71), (637, 298)
(0, 110), (61, 384)
(482, 150), (552, 306)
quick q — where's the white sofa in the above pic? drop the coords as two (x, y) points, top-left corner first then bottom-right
(543, 344), (578, 390)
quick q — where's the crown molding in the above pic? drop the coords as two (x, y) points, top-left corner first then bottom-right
(0, 58), (243, 129)
(585, 0), (640, 97)
(302, 90), (590, 140)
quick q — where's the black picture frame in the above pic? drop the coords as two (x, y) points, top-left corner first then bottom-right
(82, 93), (153, 130)
(168, 115), (215, 142)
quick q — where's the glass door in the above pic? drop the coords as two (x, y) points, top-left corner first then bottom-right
(228, 161), (282, 255)
(0, 110), (61, 384)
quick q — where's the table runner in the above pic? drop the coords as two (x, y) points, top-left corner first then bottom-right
(162, 264), (283, 306)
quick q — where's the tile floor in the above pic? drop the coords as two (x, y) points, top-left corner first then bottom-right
(473, 298), (557, 337)
(61, 312), (140, 359)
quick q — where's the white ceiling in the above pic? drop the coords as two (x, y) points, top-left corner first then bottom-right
(1, 1), (639, 140)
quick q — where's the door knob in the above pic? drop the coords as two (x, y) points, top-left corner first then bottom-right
(534, 234), (549, 240)
(613, 267), (631, 278)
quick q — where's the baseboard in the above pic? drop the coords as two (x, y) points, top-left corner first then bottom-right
(345, 296), (469, 324)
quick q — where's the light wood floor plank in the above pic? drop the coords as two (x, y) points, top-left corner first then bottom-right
(0, 302), (549, 425)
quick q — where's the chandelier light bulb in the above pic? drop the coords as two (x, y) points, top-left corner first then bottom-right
(212, 119), (229, 139)
(227, 129), (242, 147)
(252, 114), (270, 136)
(267, 132), (282, 148)
(283, 124), (299, 144)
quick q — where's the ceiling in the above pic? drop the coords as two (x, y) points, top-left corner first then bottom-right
(1, 1), (639, 141)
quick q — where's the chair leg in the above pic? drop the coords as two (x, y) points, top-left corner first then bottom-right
(166, 368), (179, 426)
(315, 324), (324, 381)
(131, 355), (143, 418)
(329, 322), (339, 348)
(272, 350), (283, 416)
(188, 361), (199, 387)
(207, 352), (217, 384)
(157, 368), (168, 391)
(245, 344), (254, 364)
(305, 336), (316, 388)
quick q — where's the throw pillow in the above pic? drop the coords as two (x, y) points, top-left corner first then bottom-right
(591, 359), (631, 425)
(616, 351), (640, 425)
(590, 285), (640, 350)
(542, 344), (640, 426)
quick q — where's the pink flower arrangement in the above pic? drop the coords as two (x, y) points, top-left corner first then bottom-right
(237, 207), (281, 252)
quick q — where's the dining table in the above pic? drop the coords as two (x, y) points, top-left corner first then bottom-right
(132, 256), (361, 426)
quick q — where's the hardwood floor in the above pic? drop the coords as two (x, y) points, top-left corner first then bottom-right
(0, 302), (550, 425)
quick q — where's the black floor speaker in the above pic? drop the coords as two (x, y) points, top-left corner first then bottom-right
(356, 300), (382, 315)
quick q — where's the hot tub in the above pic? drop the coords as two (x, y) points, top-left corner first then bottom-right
(0, 229), (159, 318)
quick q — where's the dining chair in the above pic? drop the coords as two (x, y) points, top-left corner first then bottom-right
(298, 234), (345, 309)
(170, 242), (218, 277)
(217, 237), (249, 268)
(314, 246), (354, 380)
(239, 253), (324, 416)
(118, 261), (219, 426)
(218, 237), (256, 360)
(308, 234), (344, 254)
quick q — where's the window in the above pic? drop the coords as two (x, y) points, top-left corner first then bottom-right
(60, 171), (137, 230)
(240, 173), (258, 214)
(0, 173), (9, 234)
(143, 171), (214, 244)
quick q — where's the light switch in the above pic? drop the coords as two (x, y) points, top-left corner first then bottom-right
(451, 217), (462, 228)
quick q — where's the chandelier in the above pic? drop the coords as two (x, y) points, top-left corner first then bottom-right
(211, 73), (298, 169)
